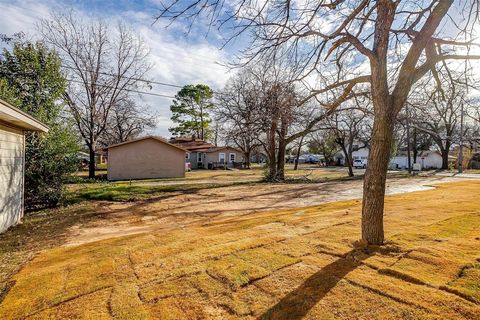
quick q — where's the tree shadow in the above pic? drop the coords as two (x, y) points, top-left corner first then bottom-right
(258, 249), (369, 320)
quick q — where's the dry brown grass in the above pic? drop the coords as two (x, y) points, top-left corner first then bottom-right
(0, 181), (479, 319)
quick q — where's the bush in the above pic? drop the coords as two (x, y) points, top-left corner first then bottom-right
(0, 40), (79, 210)
(24, 127), (79, 210)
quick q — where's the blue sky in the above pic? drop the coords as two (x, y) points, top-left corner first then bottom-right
(0, 0), (239, 137)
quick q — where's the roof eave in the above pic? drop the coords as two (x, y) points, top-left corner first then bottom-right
(104, 136), (187, 152)
(0, 99), (49, 132)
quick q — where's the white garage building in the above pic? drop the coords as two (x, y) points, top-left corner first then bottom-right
(390, 150), (443, 170)
(0, 99), (48, 233)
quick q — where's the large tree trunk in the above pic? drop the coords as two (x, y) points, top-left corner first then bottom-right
(441, 145), (449, 169)
(347, 151), (355, 177)
(406, 120), (412, 173)
(340, 144), (354, 177)
(361, 115), (395, 245)
(412, 128), (418, 164)
(276, 119), (288, 180)
(276, 137), (286, 180)
(88, 144), (96, 179)
(266, 123), (277, 180)
(244, 150), (251, 169)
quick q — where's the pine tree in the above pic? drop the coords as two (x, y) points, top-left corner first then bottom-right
(170, 84), (214, 140)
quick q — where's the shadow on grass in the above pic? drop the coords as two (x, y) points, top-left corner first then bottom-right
(259, 250), (368, 320)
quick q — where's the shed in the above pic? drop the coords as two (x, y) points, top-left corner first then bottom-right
(105, 136), (187, 181)
(0, 99), (48, 233)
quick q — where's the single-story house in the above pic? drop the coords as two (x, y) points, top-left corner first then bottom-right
(0, 99), (48, 233)
(335, 145), (445, 170)
(105, 136), (187, 181)
(170, 137), (244, 169)
(390, 150), (443, 170)
(334, 145), (369, 166)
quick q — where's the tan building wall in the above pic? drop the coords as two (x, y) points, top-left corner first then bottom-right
(107, 138), (186, 180)
(0, 123), (24, 233)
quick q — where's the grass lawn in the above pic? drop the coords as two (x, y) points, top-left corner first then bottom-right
(68, 181), (256, 202)
(0, 180), (479, 319)
(67, 165), (353, 202)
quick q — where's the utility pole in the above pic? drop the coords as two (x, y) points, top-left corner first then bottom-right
(458, 102), (464, 174)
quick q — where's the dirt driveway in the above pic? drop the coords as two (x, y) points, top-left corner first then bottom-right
(67, 175), (469, 246)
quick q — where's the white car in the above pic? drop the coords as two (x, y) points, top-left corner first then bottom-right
(353, 159), (367, 169)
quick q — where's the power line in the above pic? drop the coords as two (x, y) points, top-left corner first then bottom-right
(1, 67), (223, 98)
(62, 65), (184, 89)
(68, 78), (177, 99)
(62, 65), (225, 93)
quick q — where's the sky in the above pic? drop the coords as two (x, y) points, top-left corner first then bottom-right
(0, 0), (239, 137)
(1, 1), (479, 139)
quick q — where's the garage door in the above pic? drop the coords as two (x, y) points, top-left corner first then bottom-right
(0, 126), (24, 233)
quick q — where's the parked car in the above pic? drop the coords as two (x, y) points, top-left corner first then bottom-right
(306, 155), (320, 164)
(288, 154), (321, 164)
(353, 159), (367, 169)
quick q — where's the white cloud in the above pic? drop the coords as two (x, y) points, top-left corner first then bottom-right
(0, 0), (236, 137)
(0, 0), (54, 38)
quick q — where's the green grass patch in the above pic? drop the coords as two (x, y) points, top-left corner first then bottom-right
(68, 181), (257, 202)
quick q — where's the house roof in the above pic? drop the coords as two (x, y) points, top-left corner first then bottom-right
(0, 98), (48, 132)
(104, 136), (187, 152)
(169, 137), (214, 152)
(204, 146), (242, 153)
(169, 137), (242, 154)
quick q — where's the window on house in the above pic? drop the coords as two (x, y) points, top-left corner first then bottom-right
(186, 153), (190, 160)
(229, 153), (236, 162)
(197, 153), (203, 162)
(219, 153), (225, 163)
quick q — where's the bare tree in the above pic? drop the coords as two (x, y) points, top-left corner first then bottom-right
(100, 99), (156, 147)
(237, 64), (331, 181)
(260, 79), (297, 181)
(308, 131), (338, 166)
(330, 109), (371, 177)
(216, 70), (263, 168)
(156, 0), (480, 245)
(410, 87), (464, 169)
(40, 11), (151, 178)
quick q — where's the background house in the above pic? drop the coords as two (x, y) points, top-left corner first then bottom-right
(105, 136), (186, 180)
(78, 150), (108, 168)
(170, 137), (244, 169)
(334, 144), (445, 171)
(390, 150), (443, 170)
(0, 99), (48, 233)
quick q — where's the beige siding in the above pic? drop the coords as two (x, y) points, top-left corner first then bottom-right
(0, 124), (24, 233)
(205, 148), (242, 164)
(108, 138), (185, 180)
